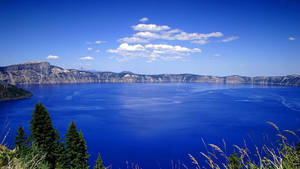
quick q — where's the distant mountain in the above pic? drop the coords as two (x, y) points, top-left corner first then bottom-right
(0, 82), (32, 101)
(0, 61), (299, 86)
(119, 71), (135, 75)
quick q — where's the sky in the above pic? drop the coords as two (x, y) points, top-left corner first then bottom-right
(0, 0), (299, 76)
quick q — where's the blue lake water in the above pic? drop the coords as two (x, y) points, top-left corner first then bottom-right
(0, 83), (300, 168)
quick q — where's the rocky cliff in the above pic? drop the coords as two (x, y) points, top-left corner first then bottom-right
(0, 62), (300, 86)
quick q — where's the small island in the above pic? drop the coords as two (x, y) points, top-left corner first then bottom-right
(0, 82), (32, 101)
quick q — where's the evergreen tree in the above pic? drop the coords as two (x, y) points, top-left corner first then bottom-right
(65, 121), (89, 169)
(29, 103), (56, 168)
(65, 121), (80, 168)
(78, 131), (89, 169)
(53, 129), (68, 169)
(15, 126), (26, 149)
(14, 126), (28, 157)
(94, 153), (105, 169)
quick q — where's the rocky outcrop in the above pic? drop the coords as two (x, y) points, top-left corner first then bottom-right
(0, 82), (32, 101)
(0, 62), (299, 86)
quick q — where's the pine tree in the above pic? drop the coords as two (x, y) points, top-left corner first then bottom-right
(65, 121), (80, 168)
(14, 126), (28, 157)
(29, 102), (56, 168)
(78, 131), (89, 169)
(94, 153), (105, 169)
(15, 126), (26, 149)
(65, 121), (89, 169)
(53, 129), (67, 169)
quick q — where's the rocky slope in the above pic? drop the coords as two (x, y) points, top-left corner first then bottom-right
(0, 61), (299, 86)
(0, 82), (32, 101)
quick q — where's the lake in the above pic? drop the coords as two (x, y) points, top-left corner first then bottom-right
(0, 83), (300, 168)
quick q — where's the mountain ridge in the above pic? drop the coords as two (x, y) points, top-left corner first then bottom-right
(0, 62), (299, 86)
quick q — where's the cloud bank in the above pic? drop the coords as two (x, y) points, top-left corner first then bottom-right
(107, 43), (201, 62)
(107, 18), (238, 62)
(120, 23), (224, 45)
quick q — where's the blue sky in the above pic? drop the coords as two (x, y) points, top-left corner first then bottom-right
(0, 0), (299, 76)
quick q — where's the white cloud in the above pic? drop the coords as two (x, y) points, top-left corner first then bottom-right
(192, 40), (208, 45)
(132, 24), (170, 32)
(130, 30), (223, 43)
(107, 43), (201, 62)
(124, 23), (224, 44)
(108, 21), (236, 61)
(145, 44), (201, 53)
(118, 36), (149, 43)
(161, 55), (183, 61)
(107, 43), (147, 62)
(214, 54), (221, 57)
(118, 43), (145, 51)
(174, 32), (223, 41)
(139, 17), (149, 23)
(95, 40), (105, 44)
(80, 56), (94, 60)
(222, 36), (239, 42)
(46, 54), (59, 59)
(88, 47), (93, 51)
(288, 37), (296, 40)
(107, 43), (145, 53)
(134, 31), (160, 39)
(95, 49), (100, 53)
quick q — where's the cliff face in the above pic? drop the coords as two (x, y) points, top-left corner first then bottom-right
(0, 62), (300, 86)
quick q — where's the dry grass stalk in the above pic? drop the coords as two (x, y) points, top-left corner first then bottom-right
(267, 121), (280, 131)
(283, 130), (296, 136)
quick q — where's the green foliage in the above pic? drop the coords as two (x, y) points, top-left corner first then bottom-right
(65, 121), (80, 168)
(1, 103), (94, 168)
(228, 152), (241, 169)
(296, 141), (300, 154)
(53, 129), (68, 169)
(20, 143), (50, 169)
(0, 82), (32, 101)
(15, 126), (26, 148)
(279, 141), (300, 169)
(14, 125), (29, 158)
(65, 121), (89, 169)
(78, 131), (90, 168)
(0, 147), (12, 167)
(94, 153), (106, 169)
(188, 123), (300, 169)
(0, 143), (49, 169)
(29, 102), (56, 168)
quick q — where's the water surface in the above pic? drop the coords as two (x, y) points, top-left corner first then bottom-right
(0, 83), (300, 168)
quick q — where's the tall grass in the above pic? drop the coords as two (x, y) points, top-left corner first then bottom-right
(187, 122), (300, 169)
(0, 121), (48, 169)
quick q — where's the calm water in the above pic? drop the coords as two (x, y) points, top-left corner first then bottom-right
(0, 83), (300, 168)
